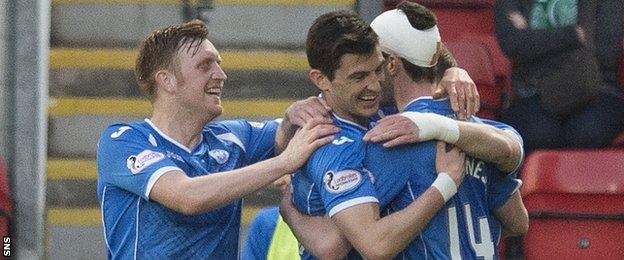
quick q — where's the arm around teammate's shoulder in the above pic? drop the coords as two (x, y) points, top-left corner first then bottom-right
(150, 120), (339, 215)
(454, 121), (523, 173)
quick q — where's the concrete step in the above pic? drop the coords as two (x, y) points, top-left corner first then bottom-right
(47, 97), (296, 157)
(51, 0), (354, 48)
(50, 68), (316, 99)
(49, 48), (318, 98)
(46, 158), (283, 207)
(46, 205), (266, 259)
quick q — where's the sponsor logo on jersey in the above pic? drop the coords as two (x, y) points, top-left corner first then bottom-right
(111, 126), (132, 138)
(332, 136), (354, 145)
(323, 170), (361, 193)
(209, 149), (229, 164)
(148, 134), (158, 147)
(249, 121), (265, 128)
(126, 150), (165, 174)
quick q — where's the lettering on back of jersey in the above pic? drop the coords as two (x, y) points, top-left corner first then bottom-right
(465, 157), (487, 185)
(332, 136), (354, 145)
(323, 170), (361, 193)
(126, 150), (165, 174)
(208, 149), (229, 164)
(111, 126), (132, 138)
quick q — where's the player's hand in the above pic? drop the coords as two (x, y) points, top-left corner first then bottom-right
(272, 174), (292, 191)
(278, 118), (339, 173)
(363, 114), (420, 147)
(433, 67), (480, 120)
(285, 96), (332, 127)
(435, 142), (466, 186)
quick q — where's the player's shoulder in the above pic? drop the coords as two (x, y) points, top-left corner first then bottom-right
(318, 126), (365, 154)
(307, 127), (365, 171)
(101, 121), (152, 142)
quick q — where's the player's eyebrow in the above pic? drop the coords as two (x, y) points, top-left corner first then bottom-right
(347, 71), (369, 80)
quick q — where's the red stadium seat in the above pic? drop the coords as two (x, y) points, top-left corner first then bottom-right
(444, 41), (500, 119)
(0, 157), (11, 239)
(520, 150), (624, 260)
(459, 34), (511, 90)
(611, 131), (624, 147)
(384, 0), (496, 41)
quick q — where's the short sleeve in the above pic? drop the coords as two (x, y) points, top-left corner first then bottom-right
(480, 118), (526, 175)
(487, 173), (523, 210)
(306, 136), (378, 217)
(97, 124), (182, 200)
(212, 119), (280, 164)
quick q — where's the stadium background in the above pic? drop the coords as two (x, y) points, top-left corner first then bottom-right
(0, 0), (622, 259)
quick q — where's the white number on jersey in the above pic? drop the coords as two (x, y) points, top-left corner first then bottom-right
(448, 204), (495, 260)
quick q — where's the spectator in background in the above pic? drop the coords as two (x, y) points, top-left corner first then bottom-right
(494, 0), (624, 153)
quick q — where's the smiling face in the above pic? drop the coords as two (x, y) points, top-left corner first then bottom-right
(321, 47), (386, 125)
(172, 39), (228, 120)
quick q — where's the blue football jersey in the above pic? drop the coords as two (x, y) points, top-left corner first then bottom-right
(379, 97), (524, 260)
(291, 114), (378, 217)
(97, 118), (278, 259)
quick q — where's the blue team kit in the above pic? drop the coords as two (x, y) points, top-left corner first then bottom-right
(97, 118), (278, 259)
(292, 97), (524, 260)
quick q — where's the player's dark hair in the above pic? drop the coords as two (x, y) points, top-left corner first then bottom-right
(306, 11), (378, 81)
(395, 1), (457, 83)
(135, 19), (208, 100)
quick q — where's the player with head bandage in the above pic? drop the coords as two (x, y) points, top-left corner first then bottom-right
(281, 2), (528, 260)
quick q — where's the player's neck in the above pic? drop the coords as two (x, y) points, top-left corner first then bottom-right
(322, 95), (369, 127)
(150, 105), (206, 151)
(394, 79), (435, 112)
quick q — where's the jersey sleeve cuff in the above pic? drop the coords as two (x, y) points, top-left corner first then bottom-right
(328, 196), (379, 217)
(144, 166), (182, 199)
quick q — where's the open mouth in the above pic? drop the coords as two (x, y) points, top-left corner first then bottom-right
(204, 87), (222, 97)
(357, 93), (378, 102)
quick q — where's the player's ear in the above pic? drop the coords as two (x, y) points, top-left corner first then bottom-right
(387, 54), (400, 76)
(154, 69), (176, 93)
(309, 69), (331, 92)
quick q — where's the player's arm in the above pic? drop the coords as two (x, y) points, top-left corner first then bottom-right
(150, 120), (338, 215)
(275, 97), (332, 154)
(493, 190), (529, 237)
(365, 114), (522, 173)
(331, 143), (465, 259)
(279, 191), (351, 260)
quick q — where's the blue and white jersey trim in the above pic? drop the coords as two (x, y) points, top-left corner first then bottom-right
(328, 196), (379, 217)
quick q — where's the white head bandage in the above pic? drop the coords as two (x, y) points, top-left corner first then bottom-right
(370, 9), (441, 67)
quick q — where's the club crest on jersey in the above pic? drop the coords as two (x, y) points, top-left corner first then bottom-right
(332, 136), (354, 145)
(209, 149), (229, 164)
(126, 150), (165, 174)
(323, 170), (361, 193)
(166, 151), (183, 162)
